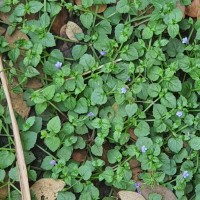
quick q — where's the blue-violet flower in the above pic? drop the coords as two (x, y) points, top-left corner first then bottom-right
(55, 61), (62, 69)
(176, 111), (183, 117)
(182, 171), (189, 179)
(50, 160), (57, 166)
(182, 37), (188, 44)
(100, 50), (106, 56)
(88, 112), (94, 117)
(121, 87), (127, 94)
(141, 145), (147, 153)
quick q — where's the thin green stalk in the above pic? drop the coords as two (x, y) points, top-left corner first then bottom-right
(48, 101), (67, 119)
(194, 152), (199, 173)
(36, 144), (57, 160)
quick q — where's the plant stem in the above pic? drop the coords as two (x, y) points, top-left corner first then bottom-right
(36, 144), (57, 160)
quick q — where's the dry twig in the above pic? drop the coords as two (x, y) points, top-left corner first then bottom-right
(0, 56), (31, 200)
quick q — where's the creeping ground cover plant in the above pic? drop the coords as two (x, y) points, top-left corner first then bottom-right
(0, 0), (200, 199)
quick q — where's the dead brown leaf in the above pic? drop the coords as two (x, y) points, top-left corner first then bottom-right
(72, 149), (87, 162)
(139, 182), (177, 200)
(0, 27), (6, 36)
(118, 191), (146, 200)
(132, 167), (142, 182)
(51, 8), (68, 35)
(90, 4), (107, 13)
(0, 185), (8, 200)
(74, 0), (107, 13)
(0, 12), (10, 23)
(31, 178), (65, 200)
(5, 30), (29, 46)
(129, 159), (141, 169)
(10, 90), (30, 118)
(185, 0), (200, 17)
(60, 24), (68, 38)
(65, 21), (83, 42)
(129, 128), (137, 141)
(26, 78), (43, 89)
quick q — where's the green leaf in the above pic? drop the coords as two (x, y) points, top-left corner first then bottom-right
(153, 104), (167, 119)
(136, 137), (153, 149)
(41, 156), (54, 170)
(79, 165), (92, 180)
(41, 32), (55, 47)
(44, 136), (61, 152)
(72, 45), (87, 60)
(196, 29), (200, 40)
(168, 137), (183, 153)
(167, 38), (184, 57)
(148, 83), (161, 97)
(91, 88), (107, 105)
(142, 26), (153, 39)
(99, 167), (114, 183)
(79, 54), (95, 71)
(95, 20), (112, 35)
(35, 102), (47, 115)
(57, 192), (76, 200)
(22, 116), (35, 131)
(94, 0), (116, 3)
(125, 103), (138, 117)
(29, 1), (43, 13)
(47, 116), (61, 133)
(8, 48), (20, 62)
(116, 0), (130, 13)
(189, 136), (200, 150)
(25, 66), (40, 78)
(0, 151), (15, 169)
(24, 151), (36, 165)
(0, 169), (5, 182)
(80, 13), (93, 29)
(39, 13), (50, 28)
(120, 44), (138, 61)
(74, 97), (88, 114)
(42, 85), (55, 100)
(21, 131), (37, 150)
(28, 169), (37, 181)
(82, 0), (93, 7)
(91, 144), (103, 156)
(135, 121), (150, 137)
(163, 76), (182, 92)
(161, 92), (176, 108)
(57, 146), (73, 161)
(9, 167), (19, 181)
(107, 149), (122, 164)
(14, 3), (25, 16)
(115, 24), (133, 43)
(168, 24), (179, 38)
(47, 2), (61, 17)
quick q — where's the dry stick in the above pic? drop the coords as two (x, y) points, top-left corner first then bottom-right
(0, 56), (31, 200)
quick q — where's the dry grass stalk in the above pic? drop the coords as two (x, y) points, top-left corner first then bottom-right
(0, 56), (31, 200)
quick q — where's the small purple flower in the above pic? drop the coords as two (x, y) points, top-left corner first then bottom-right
(50, 160), (57, 166)
(141, 145), (147, 153)
(182, 37), (189, 44)
(55, 61), (62, 69)
(135, 182), (140, 189)
(87, 112), (94, 117)
(127, 77), (131, 82)
(121, 87), (127, 94)
(182, 171), (189, 179)
(135, 182), (141, 194)
(100, 50), (106, 56)
(176, 111), (183, 118)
